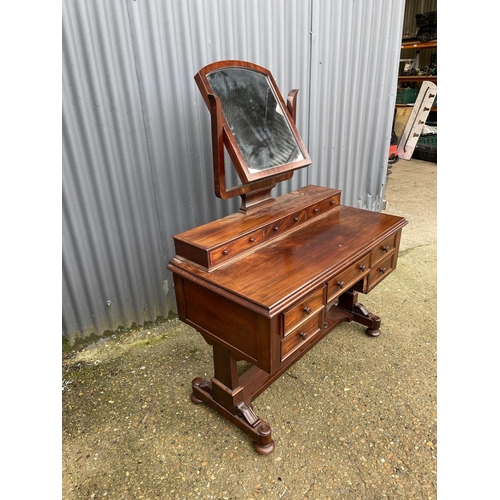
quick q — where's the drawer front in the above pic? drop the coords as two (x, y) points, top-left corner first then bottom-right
(371, 233), (397, 265)
(366, 254), (395, 291)
(327, 254), (370, 302)
(306, 193), (340, 220)
(263, 210), (306, 240)
(281, 313), (322, 361)
(283, 287), (325, 335)
(209, 228), (264, 266)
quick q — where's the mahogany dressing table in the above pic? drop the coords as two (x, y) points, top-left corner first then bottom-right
(168, 61), (407, 455)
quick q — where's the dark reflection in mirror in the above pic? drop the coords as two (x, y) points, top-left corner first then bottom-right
(206, 68), (304, 172)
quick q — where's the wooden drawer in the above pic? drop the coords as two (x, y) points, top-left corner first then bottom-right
(283, 286), (325, 336)
(371, 233), (397, 266)
(327, 254), (370, 302)
(366, 254), (395, 291)
(263, 210), (306, 240)
(306, 193), (340, 219)
(209, 228), (264, 266)
(281, 313), (322, 361)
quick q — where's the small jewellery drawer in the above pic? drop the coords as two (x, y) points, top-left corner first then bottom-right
(371, 233), (396, 265)
(306, 193), (340, 219)
(283, 286), (325, 336)
(209, 228), (264, 266)
(263, 210), (306, 239)
(281, 313), (322, 360)
(327, 254), (370, 302)
(366, 254), (395, 291)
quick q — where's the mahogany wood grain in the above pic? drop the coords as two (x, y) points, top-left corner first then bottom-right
(180, 277), (272, 371)
(327, 254), (370, 302)
(286, 89), (299, 122)
(168, 184), (408, 454)
(283, 286), (325, 334)
(173, 185), (341, 270)
(175, 60), (409, 454)
(172, 200), (406, 312)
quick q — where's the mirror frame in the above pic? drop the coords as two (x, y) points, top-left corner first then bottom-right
(195, 60), (312, 185)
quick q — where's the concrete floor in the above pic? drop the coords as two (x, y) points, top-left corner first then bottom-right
(62, 158), (437, 499)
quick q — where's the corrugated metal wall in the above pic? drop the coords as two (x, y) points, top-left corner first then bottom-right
(62, 0), (168, 342)
(309, 0), (405, 207)
(62, 0), (406, 344)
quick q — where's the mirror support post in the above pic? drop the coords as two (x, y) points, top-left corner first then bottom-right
(287, 89), (299, 123)
(238, 185), (277, 213)
(207, 94), (226, 199)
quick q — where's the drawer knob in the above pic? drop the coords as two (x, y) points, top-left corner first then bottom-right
(303, 306), (312, 315)
(313, 208), (319, 213)
(223, 250), (228, 255)
(337, 280), (344, 288)
(274, 226), (279, 231)
(359, 265), (366, 271)
(330, 200), (336, 205)
(382, 245), (389, 252)
(299, 331), (307, 339)
(294, 216), (299, 221)
(379, 267), (386, 273)
(249, 237), (255, 243)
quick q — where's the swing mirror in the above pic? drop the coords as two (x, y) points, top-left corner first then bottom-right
(195, 60), (311, 186)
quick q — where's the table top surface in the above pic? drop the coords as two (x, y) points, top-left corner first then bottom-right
(170, 204), (407, 311)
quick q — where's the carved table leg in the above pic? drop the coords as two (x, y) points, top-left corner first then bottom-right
(337, 290), (382, 337)
(190, 344), (275, 455)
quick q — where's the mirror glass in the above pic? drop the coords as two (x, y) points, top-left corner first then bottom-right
(206, 68), (305, 173)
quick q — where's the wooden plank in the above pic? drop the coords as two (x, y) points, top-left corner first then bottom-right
(397, 82), (437, 160)
(398, 76), (437, 83)
(401, 40), (437, 50)
(394, 107), (413, 140)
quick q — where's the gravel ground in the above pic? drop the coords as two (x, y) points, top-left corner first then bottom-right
(62, 159), (437, 499)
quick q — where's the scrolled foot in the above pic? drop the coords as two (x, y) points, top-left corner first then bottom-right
(191, 377), (212, 404)
(192, 377), (211, 391)
(190, 392), (204, 404)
